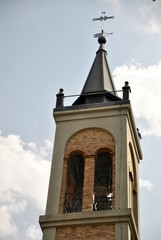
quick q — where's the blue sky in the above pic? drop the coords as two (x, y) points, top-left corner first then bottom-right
(0, 0), (161, 239)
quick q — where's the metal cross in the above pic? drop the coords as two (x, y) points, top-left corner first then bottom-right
(92, 11), (114, 22)
(92, 12), (114, 38)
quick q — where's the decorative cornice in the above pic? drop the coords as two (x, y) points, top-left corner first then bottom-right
(39, 208), (139, 239)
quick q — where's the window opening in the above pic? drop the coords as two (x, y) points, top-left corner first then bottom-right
(64, 153), (84, 213)
(129, 143), (138, 227)
(93, 151), (113, 210)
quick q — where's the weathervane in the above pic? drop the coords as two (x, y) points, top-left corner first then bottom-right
(92, 11), (114, 38)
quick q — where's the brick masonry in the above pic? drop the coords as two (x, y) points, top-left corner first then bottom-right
(65, 128), (115, 156)
(56, 224), (115, 240)
(82, 155), (95, 211)
(59, 127), (115, 213)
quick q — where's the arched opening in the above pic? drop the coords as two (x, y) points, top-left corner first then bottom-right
(64, 153), (84, 213)
(93, 150), (113, 211)
(60, 128), (115, 213)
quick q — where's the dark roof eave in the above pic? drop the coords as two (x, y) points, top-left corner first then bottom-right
(72, 91), (122, 105)
(54, 99), (129, 112)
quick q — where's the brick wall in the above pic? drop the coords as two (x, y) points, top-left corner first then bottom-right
(65, 128), (115, 156)
(56, 224), (115, 240)
(59, 127), (115, 213)
(82, 155), (95, 211)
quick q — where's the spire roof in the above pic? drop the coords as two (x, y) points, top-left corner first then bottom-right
(73, 36), (120, 105)
(81, 36), (116, 95)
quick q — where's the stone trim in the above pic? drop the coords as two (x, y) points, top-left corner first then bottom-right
(40, 209), (138, 239)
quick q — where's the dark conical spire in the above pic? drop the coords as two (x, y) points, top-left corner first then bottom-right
(73, 36), (120, 105)
(81, 36), (116, 95)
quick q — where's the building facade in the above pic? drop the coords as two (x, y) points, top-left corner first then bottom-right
(39, 35), (143, 240)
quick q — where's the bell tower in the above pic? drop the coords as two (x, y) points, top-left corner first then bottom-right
(39, 22), (143, 240)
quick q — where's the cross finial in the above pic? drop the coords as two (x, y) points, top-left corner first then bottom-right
(92, 11), (114, 22)
(92, 12), (114, 39)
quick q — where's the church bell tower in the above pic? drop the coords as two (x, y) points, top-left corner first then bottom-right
(39, 18), (143, 240)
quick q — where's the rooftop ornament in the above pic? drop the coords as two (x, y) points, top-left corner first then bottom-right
(92, 11), (114, 22)
(92, 11), (114, 39)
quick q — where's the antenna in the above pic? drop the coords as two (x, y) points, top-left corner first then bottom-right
(92, 11), (114, 38)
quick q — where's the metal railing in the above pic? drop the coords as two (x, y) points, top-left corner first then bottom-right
(64, 193), (83, 213)
(93, 194), (113, 211)
(64, 192), (113, 213)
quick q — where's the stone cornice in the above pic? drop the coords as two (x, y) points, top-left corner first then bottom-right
(39, 208), (139, 239)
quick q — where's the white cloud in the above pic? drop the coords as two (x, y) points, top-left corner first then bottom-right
(0, 198), (27, 238)
(113, 61), (161, 137)
(25, 224), (42, 240)
(137, 2), (161, 35)
(0, 134), (51, 209)
(146, 18), (161, 34)
(0, 204), (17, 238)
(139, 179), (153, 191)
(97, 1), (161, 36)
(0, 134), (52, 239)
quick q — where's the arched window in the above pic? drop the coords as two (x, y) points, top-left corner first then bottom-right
(93, 151), (113, 211)
(64, 153), (84, 213)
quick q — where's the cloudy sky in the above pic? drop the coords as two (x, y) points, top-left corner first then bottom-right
(0, 0), (161, 239)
